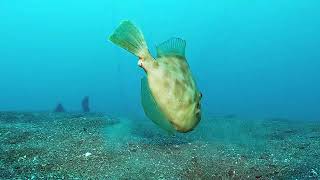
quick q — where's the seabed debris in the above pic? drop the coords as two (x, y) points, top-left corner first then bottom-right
(0, 112), (319, 179)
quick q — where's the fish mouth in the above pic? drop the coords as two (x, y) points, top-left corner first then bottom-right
(168, 119), (190, 133)
(169, 112), (201, 133)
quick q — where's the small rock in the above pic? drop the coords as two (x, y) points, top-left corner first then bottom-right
(228, 169), (236, 177)
(310, 169), (318, 177)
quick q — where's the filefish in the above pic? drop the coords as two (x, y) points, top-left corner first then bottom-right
(109, 21), (202, 133)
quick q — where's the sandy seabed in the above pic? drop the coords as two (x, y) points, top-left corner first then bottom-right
(0, 112), (319, 179)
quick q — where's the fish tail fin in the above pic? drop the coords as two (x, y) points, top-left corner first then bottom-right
(109, 20), (150, 58)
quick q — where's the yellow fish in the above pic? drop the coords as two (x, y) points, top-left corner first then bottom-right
(109, 21), (202, 133)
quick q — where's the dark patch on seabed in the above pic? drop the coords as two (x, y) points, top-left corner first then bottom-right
(0, 112), (319, 179)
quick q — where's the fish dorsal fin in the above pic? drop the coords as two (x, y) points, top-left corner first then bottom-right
(141, 77), (176, 134)
(156, 38), (186, 58)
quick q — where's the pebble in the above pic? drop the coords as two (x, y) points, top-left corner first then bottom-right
(310, 169), (318, 177)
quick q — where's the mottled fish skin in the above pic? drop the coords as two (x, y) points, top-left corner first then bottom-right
(142, 55), (201, 132)
(108, 21), (201, 133)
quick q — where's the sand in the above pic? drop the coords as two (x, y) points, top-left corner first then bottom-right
(0, 112), (319, 179)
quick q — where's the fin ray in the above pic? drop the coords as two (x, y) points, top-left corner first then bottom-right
(109, 21), (149, 58)
(156, 38), (186, 58)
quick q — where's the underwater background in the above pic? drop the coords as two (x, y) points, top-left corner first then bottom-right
(0, 0), (320, 179)
(1, 0), (319, 121)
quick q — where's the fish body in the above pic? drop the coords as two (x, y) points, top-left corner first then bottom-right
(145, 54), (201, 132)
(109, 21), (202, 133)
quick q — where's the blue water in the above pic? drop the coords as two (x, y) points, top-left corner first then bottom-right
(0, 0), (319, 121)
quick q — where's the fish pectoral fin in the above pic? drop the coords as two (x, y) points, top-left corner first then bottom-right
(156, 37), (186, 58)
(141, 77), (176, 134)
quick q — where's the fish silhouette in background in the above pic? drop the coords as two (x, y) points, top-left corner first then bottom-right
(109, 21), (202, 133)
(82, 96), (90, 113)
(54, 103), (65, 113)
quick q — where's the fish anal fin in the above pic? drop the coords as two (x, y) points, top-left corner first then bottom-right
(141, 77), (176, 134)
